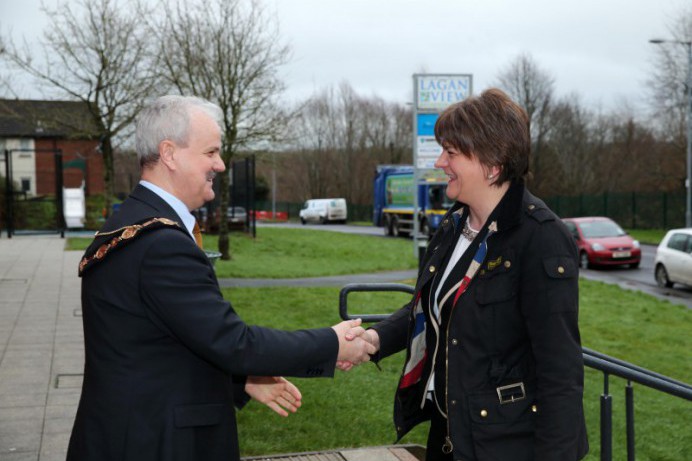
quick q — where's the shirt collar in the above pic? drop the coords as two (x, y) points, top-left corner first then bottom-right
(139, 180), (196, 237)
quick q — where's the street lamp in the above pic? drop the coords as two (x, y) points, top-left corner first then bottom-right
(650, 38), (692, 227)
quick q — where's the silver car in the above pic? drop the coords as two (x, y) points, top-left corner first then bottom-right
(654, 228), (692, 288)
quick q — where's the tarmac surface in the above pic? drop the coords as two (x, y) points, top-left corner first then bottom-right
(0, 234), (419, 461)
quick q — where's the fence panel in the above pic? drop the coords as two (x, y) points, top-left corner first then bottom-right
(546, 191), (686, 229)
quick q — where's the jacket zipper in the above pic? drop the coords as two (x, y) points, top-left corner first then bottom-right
(440, 231), (494, 455)
(426, 270), (453, 454)
(441, 301), (456, 455)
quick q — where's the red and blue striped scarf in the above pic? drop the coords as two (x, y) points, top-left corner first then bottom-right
(399, 220), (497, 389)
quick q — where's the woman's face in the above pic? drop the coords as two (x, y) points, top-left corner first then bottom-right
(434, 143), (489, 204)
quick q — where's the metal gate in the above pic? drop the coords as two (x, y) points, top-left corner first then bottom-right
(1, 148), (65, 238)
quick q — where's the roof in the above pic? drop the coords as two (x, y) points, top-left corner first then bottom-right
(562, 216), (611, 223)
(0, 99), (101, 139)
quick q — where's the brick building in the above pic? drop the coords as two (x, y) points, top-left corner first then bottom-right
(0, 99), (104, 197)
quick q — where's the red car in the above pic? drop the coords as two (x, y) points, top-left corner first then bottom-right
(562, 217), (641, 269)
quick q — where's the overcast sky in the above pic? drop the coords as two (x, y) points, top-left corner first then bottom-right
(2, 0), (689, 113)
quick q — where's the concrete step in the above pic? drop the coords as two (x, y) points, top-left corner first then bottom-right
(242, 445), (425, 461)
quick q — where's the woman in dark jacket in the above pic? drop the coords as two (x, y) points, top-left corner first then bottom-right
(363, 88), (589, 461)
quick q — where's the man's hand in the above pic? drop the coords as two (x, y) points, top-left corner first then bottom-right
(337, 328), (381, 371)
(245, 376), (302, 417)
(331, 318), (376, 367)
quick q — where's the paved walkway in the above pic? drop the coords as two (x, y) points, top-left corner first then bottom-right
(0, 235), (83, 461)
(0, 235), (420, 461)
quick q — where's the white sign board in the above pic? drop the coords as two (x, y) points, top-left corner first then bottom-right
(416, 136), (440, 169)
(415, 74), (472, 111)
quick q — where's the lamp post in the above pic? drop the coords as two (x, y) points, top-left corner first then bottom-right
(650, 38), (692, 227)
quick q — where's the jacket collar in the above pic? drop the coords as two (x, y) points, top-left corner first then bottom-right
(443, 180), (526, 235)
(415, 181), (526, 292)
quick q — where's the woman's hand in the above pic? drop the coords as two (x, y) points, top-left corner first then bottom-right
(245, 376), (302, 417)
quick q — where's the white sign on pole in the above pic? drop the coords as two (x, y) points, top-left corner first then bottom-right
(411, 73), (472, 252)
(416, 136), (440, 169)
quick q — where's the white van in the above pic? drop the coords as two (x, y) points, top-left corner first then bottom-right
(299, 198), (348, 224)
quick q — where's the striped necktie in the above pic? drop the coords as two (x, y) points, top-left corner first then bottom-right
(193, 221), (203, 249)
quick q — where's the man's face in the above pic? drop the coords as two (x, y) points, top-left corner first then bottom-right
(170, 109), (225, 210)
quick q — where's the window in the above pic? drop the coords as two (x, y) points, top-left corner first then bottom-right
(21, 178), (31, 192)
(667, 233), (689, 252)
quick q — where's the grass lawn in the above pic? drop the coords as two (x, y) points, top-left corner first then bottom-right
(626, 229), (667, 246)
(229, 282), (691, 461)
(67, 227), (418, 278)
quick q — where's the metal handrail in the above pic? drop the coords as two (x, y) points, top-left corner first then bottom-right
(582, 348), (692, 399)
(338, 282), (692, 461)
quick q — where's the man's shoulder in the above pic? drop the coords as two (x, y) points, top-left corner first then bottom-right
(79, 217), (187, 276)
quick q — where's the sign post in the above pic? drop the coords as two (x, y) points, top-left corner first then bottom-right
(412, 74), (472, 256)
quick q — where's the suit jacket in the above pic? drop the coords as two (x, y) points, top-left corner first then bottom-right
(372, 182), (588, 461)
(67, 185), (338, 461)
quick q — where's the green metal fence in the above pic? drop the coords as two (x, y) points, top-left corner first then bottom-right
(546, 191), (686, 229)
(258, 191), (686, 230)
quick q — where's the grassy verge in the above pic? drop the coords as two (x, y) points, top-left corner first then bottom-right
(626, 228), (666, 246)
(66, 228), (418, 278)
(229, 281), (691, 460)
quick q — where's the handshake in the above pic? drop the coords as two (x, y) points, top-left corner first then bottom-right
(331, 318), (381, 371)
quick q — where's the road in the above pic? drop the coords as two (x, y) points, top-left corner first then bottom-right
(258, 221), (692, 309)
(578, 244), (692, 309)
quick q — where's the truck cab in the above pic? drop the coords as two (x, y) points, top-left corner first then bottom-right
(373, 165), (451, 237)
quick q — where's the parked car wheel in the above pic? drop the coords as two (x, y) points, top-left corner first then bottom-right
(300, 217), (306, 225)
(655, 264), (674, 288)
(579, 251), (590, 269)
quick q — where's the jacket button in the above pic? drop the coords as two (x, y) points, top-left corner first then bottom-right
(451, 338), (458, 346)
(443, 219), (448, 225)
(557, 266), (565, 274)
(480, 409), (488, 418)
(531, 405), (538, 413)
(451, 399), (457, 406)
(528, 204), (535, 210)
(504, 260), (511, 269)
(429, 265), (436, 273)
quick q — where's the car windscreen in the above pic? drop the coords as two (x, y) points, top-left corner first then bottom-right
(579, 221), (625, 238)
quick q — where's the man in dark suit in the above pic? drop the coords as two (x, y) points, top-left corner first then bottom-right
(67, 95), (374, 461)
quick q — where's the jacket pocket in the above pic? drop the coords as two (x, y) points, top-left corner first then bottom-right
(467, 391), (535, 460)
(174, 403), (225, 428)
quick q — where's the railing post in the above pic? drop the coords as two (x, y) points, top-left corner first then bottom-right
(626, 381), (635, 461)
(601, 373), (612, 461)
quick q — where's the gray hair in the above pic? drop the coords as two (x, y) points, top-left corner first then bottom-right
(135, 95), (223, 167)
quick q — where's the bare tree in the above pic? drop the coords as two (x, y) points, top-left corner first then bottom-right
(545, 95), (598, 195)
(283, 82), (413, 207)
(0, 0), (159, 214)
(152, 0), (289, 259)
(647, 7), (692, 154)
(286, 89), (337, 199)
(495, 53), (555, 195)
